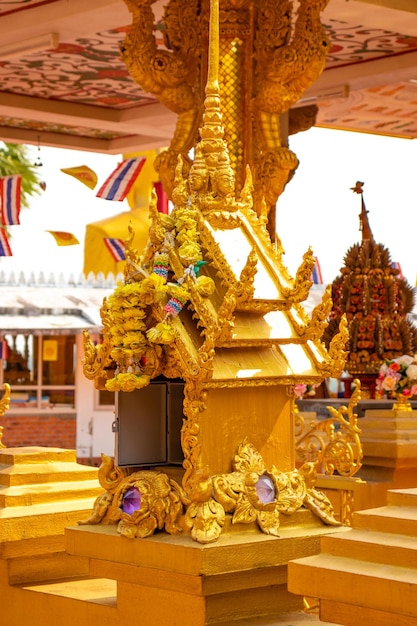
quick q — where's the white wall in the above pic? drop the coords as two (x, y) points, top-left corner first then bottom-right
(75, 334), (115, 460)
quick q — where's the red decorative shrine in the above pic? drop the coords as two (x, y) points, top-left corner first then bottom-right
(324, 182), (417, 397)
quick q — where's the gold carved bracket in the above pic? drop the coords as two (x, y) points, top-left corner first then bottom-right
(296, 380), (363, 477)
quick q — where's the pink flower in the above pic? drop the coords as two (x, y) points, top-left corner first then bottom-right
(295, 384), (307, 399)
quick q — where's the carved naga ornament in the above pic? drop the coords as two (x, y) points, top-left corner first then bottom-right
(120, 0), (330, 237)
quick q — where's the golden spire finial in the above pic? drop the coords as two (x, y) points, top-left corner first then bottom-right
(206, 0), (219, 96)
(351, 181), (374, 243)
(197, 0), (235, 199)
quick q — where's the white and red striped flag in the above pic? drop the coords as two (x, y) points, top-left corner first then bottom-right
(391, 262), (404, 279)
(104, 238), (126, 262)
(311, 256), (323, 284)
(96, 157), (146, 202)
(0, 229), (12, 256)
(0, 175), (21, 225)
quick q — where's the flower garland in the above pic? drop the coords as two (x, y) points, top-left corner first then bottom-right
(103, 203), (215, 391)
(376, 355), (417, 398)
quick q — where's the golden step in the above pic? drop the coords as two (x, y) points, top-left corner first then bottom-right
(353, 505), (417, 535)
(320, 599), (417, 626)
(0, 447), (76, 465)
(288, 553), (417, 618)
(388, 488), (417, 507)
(0, 498), (99, 542)
(321, 528), (417, 568)
(0, 462), (98, 487)
(0, 480), (102, 507)
(20, 576), (117, 607)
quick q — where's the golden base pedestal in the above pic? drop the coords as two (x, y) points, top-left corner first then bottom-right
(0, 446), (344, 626)
(63, 515), (343, 626)
(358, 407), (417, 489)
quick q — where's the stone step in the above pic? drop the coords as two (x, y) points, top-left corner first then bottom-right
(320, 599), (417, 626)
(8, 550), (90, 585)
(388, 488), (417, 507)
(321, 528), (417, 568)
(0, 447), (76, 465)
(20, 576), (117, 607)
(0, 462), (98, 486)
(0, 498), (99, 543)
(288, 553), (417, 619)
(0, 479), (102, 507)
(360, 414), (417, 430)
(352, 505), (417, 536)
(288, 488), (417, 624)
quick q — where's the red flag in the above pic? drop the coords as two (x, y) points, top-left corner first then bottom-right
(0, 229), (12, 256)
(0, 175), (21, 225)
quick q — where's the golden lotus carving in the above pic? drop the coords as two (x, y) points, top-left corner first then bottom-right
(81, 440), (340, 543)
(79, 456), (188, 538)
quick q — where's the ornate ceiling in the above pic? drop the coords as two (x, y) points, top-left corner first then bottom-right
(0, 0), (416, 154)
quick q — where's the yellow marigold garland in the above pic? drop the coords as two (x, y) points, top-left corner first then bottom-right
(105, 373), (151, 392)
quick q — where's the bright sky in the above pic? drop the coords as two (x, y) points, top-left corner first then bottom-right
(1, 146), (120, 279)
(1, 127), (417, 286)
(278, 127), (417, 286)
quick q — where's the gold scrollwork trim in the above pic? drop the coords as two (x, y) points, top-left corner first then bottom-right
(235, 248), (257, 305)
(296, 380), (363, 478)
(296, 286), (333, 341)
(203, 377), (299, 389)
(82, 300), (113, 381)
(316, 314), (348, 378)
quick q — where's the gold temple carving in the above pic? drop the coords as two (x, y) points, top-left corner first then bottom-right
(81, 0), (348, 544)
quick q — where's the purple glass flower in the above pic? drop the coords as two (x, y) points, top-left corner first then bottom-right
(255, 474), (276, 504)
(121, 486), (141, 515)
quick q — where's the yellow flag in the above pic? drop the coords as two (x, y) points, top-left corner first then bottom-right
(46, 231), (80, 246)
(60, 165), (98, 190)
